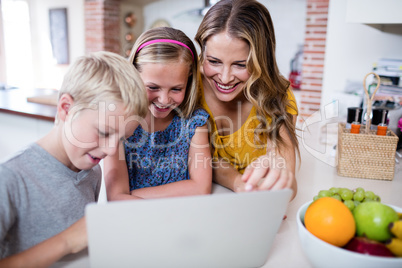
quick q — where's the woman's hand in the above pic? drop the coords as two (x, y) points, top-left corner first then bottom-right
(241, 153), (296, 193)
(233, 173), (247, 192)
(240, 117), (298, 201)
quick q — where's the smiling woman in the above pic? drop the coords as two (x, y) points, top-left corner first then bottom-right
(195, 0), (299, 197)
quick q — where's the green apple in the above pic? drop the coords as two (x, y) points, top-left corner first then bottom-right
(353, 202), (399, 242)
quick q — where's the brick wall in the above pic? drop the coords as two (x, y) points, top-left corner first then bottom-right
(299, 0), (329, 121)
(84, 0), (121, 54)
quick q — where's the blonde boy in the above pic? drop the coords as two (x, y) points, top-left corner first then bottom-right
(0, 51), (147, 267)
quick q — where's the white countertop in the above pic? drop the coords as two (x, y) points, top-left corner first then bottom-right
(52, 127), (402, 268)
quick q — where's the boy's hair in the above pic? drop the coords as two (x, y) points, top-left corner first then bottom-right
(58, 51), (148, 120)
(128, 27), (199, 119)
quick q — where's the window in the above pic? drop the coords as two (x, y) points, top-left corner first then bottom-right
(1, 0), (33, 88)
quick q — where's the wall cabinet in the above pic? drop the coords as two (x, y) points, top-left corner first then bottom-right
(346, 0), (402, 24)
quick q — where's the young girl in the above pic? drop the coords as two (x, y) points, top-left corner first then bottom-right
(195, 0), (299, 198)
(104, 27), (212, 200)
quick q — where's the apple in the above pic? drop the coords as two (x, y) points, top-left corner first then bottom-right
(353, 202), (399, 242)
(344, 237), (394, 257)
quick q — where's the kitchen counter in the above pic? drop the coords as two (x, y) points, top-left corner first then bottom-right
(0, 88), (57, 121)
(1, 87), (399, 266)
(0, 88), (56, 162)
(51, 131), (402, 268)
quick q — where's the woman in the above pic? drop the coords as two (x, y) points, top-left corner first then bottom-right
(195, 0), (299, 198)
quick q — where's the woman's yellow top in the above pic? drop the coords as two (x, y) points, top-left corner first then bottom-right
(200, 88), (298, 174)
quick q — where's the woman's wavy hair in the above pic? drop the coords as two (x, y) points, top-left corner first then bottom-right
(195, 0), (299, 155)
(128, 27), (200, 118)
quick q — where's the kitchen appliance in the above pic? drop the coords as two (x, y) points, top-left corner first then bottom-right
(369, 58), (402, 147)
(373, 58), (402, 87)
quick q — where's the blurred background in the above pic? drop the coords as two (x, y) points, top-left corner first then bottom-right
(0, 0), (401, 124)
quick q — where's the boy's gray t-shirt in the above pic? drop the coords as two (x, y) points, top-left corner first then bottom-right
(0, 143), (101, 258)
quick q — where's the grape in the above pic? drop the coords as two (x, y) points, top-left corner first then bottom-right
(365, 191), (375, 200)
(318, 190), (331, 198)
(344, 200), (355, 211)
(312, 187), (382, 211)
(353, 191), (364, 202)
(329, 187), (340, 195)
(339, 188), (353, 200)
(355, 187), (365, 193)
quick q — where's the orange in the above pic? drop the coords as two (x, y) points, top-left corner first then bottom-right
(304, 197), (356, 247)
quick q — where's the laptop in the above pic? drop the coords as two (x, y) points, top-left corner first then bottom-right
(85, 188), (293, 268)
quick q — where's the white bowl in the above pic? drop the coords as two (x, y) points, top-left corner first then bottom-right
(296, 201), (402, 268)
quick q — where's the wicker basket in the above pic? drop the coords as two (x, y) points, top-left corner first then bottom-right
(337, 122), (398, 180)
(337, 72), (399, 180)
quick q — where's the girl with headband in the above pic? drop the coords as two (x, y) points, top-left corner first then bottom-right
(195, 0), (299, 199)
(104, 27), (212, 200)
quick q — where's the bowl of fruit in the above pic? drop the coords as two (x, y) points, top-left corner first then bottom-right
(296, 187), (402, 268)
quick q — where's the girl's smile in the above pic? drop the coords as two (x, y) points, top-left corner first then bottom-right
(139, 61), (189, 130)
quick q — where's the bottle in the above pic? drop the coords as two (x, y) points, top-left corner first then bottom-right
(350, 108), (361, 134)
(376, 110), (388, 136)
(377, 124), (387, 136)
(350, 122), (361, 134)
(346, 107), (361, 129)
(371, 108), (387, 130)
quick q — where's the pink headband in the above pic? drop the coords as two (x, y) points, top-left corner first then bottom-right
(136, 39), (194, 60)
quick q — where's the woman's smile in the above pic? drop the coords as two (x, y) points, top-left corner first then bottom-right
(214, 81), (240, 93)
(201, 31), (251, 103)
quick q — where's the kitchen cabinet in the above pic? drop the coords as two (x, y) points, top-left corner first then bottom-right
(346, 0), (402, 24)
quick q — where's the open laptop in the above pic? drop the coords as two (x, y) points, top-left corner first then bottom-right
(85, 188), (293, 268)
